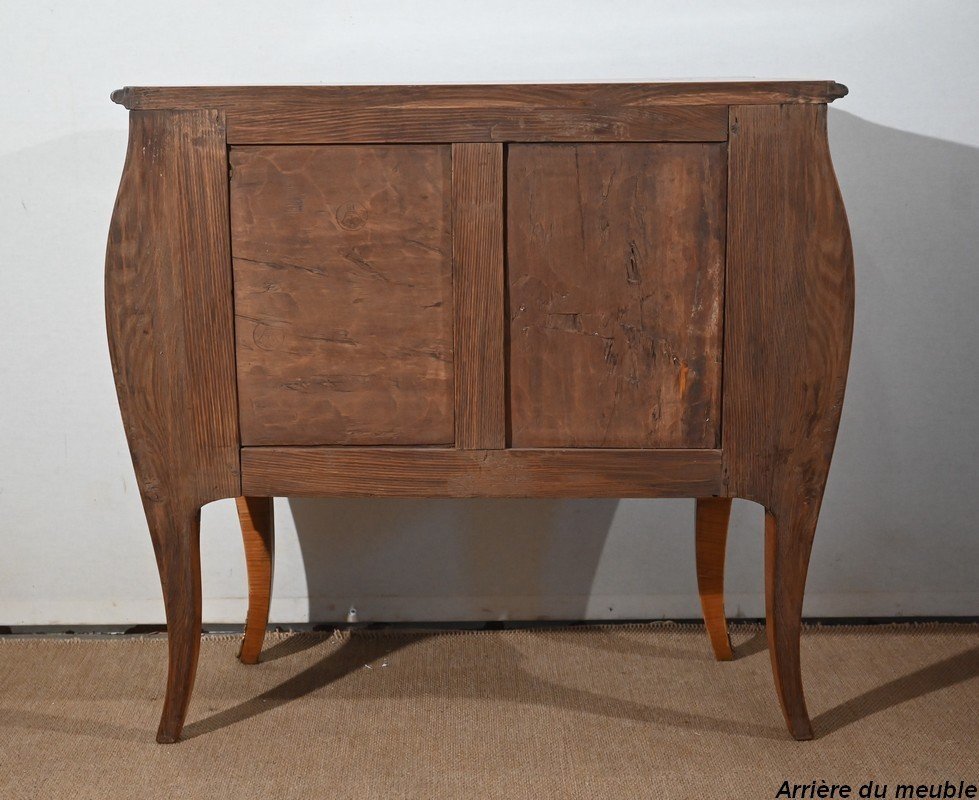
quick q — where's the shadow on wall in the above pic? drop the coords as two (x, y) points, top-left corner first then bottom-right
(289, 498), (620, 623)
(288, 109), (979, 623)
(818, 110), (979, 609)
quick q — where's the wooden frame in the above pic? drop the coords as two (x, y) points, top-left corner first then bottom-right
(452, 142), (506, 449)
(240, 448), (723, 498)
(105, 81), (853, 744)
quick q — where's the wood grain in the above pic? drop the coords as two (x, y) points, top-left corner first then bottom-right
(452, 143), (505, 449)
(241, 448), (723, 498)
(112, 81), (848, 112)
(723, 104), (855, 740)
(224, 105), (727, 144)
(236, 496), (274, 665)
(507, 143), (725, 448)
(695, 497), (734, 661)
(105, 109), (239, 742)
(105, 110), (240, 507)
(111, 83), (848, 145)
(231, 145), (454, 446)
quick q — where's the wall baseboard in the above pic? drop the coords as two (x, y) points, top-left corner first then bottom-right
(3, 616), (977, 637)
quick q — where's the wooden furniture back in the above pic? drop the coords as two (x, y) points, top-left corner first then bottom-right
(106, 82), (854, 743)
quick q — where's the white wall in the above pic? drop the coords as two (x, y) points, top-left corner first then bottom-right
(1, 1), (977, 626)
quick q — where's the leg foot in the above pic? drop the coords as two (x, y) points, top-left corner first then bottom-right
(765, 506), (816, 740)
(236, 496), (274, 665)
(695, 497), (734, 661)
(146, 501), (202, 744)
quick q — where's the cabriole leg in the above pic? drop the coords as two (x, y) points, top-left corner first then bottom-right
(765, 504), (818, 740)
(236, 496), (275, 665)
(695, 496), (734, 661)
(145, 500), (203, 744)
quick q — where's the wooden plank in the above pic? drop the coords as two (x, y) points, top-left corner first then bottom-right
(105, 109), (240, 509)
(722, 103), (855, 740)
(241, 447), (723, 498)
(452, 143), (505, 449)
(223, 105), (728, 144)
(111, 81), (849, 111)
(230, 145), (454, 446)
(507, 143), (726, 448)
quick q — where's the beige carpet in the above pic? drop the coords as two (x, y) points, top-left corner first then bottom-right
(0, 624), (976, 799)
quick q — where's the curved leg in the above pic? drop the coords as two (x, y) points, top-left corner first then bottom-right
(695, 497), (734, 661)
(722, 105), (853, 740)
(236, 496), (275, 665)
(765, 504), (818, 740)
(145, 500), (202, 744)
(106, 110), (241, 742)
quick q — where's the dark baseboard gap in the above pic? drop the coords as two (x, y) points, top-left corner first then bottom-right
(2, 616), (977, 637)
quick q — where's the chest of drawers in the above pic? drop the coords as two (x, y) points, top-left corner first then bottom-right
(106, 81), (854, 743)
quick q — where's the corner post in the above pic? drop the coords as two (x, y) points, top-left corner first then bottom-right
(722, 102), (855, 739)
(105, 108), (240, 742)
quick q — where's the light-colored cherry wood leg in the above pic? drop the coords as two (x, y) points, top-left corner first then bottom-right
(236, 496), (275, 665)
(765, 505), (817, 741)
(145, 500), (203, 744)
(695, 496), (734, 661)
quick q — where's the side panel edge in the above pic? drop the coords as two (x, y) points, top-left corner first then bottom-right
(105, 109), (240, 510)
(721, 103), (855, 519)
